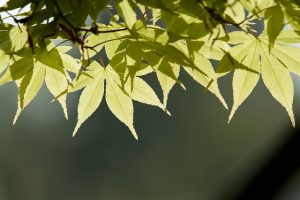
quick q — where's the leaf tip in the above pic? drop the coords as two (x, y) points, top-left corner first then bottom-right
(13, 108), (22, 125)
(129, 126), (138, 140)
(228, 108), (236, 124)
(166, 109), (171, 116)
(72, 122), (81, 137)
(286, 108), (295, 128)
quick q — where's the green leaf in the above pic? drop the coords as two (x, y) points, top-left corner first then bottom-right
(223, 0), (245, 23)
(59, 53), (81, 73)
(126, 77), (167, 113)
(73, 67), (105, 136)
(14, 61), (46, 124)
(161, 10), (208, 39)
(197, 39), (230, 60)
(217, 40), (256, 77)
(0, 54), (10, 74)
(84, 23), (130, 58)
(9, 26), (28, 51)
(115, 0), (136, 29)
(184, 53), (228, 109)
(0, 57), (33, 86)
(36, 47), (65, 75)
(45, 66), (69, 119)
(260, 29), (300, 44)
(268, 43), (300, 76)
(156, 64), (179, 107)
(155, 58), (186, 90)
(224, 31), (253, 45)
(264, 5), (285, 45)
(0, 0), (30, 11)
(229, 40), (261, 121)
(69, 62), (103, 93)
(86, 0), (110, 21)
(278, 0), (300, 32)
(105, 67), (138, 140)
(260, 43), (295, 126)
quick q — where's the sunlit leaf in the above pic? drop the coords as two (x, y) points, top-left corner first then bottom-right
(229, 40), (260, 121)
(14, 61), (46, 124)
(105, 67), (138, 139)
(115, 0), (136, 29)
(73, 66), (105, 135)
(260, 43), (295, 126)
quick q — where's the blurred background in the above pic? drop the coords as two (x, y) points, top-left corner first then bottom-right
(0, 71), (300, 200)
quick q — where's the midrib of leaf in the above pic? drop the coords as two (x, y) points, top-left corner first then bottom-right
(235, 41), (258, 99)
(233, 41), (255, 60)
(229, 41), (259, 121)
(81, 72), (105, 118)
(106, 70), (131, 123)
(260, 44), (288, 103)
(23, 64), (44, 106)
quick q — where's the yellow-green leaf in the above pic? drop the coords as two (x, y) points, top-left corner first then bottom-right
(115, 0), (136, 29)
(9, 26), (28, 51)
(73, 67), (105, 136)
(105, 67), (138, 139)
(260, 43), (295, 126)
(0, 57), (33, 86)
(0, 54), (10, 74)
(184, 53), (228, 109)
(45, 67), (69, 119)
(126, 77), (167, 113)
(14, 61), (46, 124)
(156, 64), (179, 107)
(229, 40), (261, 121)
(268, 44), (300, 76)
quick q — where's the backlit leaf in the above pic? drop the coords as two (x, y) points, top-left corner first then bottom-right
(73, 66), (105, 135)
(105, 67), (138, 139)
(260, 43), (295, 126)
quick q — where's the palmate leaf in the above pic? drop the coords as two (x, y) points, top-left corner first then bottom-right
(1, 0), (300, 139)
(71, 63), (138, 139)
(219, 31), (297, 125)
(10, 46), (71, 122)
(72, 61), (169, 139)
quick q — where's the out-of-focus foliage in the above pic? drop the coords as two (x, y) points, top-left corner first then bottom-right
(0, 0), (300, 139)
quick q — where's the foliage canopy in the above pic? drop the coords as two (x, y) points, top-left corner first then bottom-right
(1, 0), (300, 139)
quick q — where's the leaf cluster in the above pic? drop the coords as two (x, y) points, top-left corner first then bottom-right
(1, 0), (300, 139)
